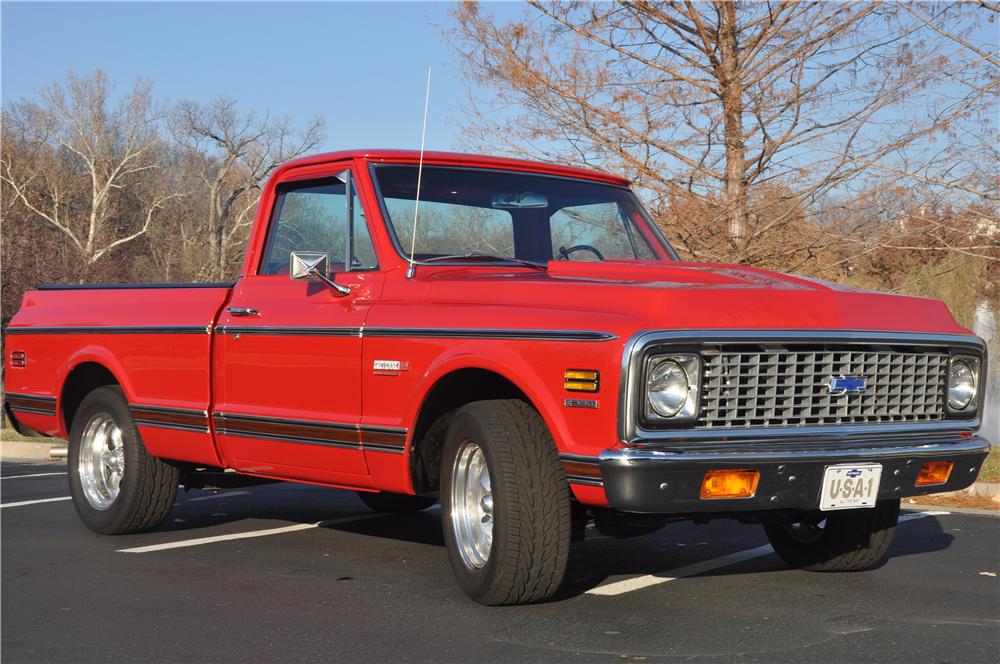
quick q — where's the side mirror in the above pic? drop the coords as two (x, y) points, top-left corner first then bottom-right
(289, 251), (350, 296)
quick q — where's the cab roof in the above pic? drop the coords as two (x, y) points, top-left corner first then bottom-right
(277, 149), (632, 187)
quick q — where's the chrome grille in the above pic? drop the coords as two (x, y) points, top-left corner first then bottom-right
(697, 344), (949, 429)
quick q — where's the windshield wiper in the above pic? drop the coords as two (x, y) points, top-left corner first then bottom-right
(420, 253), (547, 270)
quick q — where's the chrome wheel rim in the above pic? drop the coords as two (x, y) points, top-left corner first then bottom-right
(78, 413), (125, 510)
(450, 440), (493, 570)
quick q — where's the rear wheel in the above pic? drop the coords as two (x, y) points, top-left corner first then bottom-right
(68, 386), (179, 534)
(441, 400), (570, 605)
(356, 491), (437, 513)
(763, 499), (900, 572)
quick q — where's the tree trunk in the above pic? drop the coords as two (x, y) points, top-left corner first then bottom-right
(717, 1), (748, 246)
(206, 184), (223, 281)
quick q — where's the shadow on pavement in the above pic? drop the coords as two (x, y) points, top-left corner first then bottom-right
(122, 482), (958, 600)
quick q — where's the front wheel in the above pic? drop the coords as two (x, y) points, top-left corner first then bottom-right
(763, 499), (900, 572)
(68, 386), (179, 534)
(441, 400), (570, 605)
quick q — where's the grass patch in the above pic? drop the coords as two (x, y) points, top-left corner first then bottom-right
(0, 422), (50, 444)
(979, 445), (1000, 483)
(0, 429), (50, 444)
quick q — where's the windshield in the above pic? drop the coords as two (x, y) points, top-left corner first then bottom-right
(372, 165), (674, 264)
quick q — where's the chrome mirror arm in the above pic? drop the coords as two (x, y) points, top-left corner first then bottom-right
(309, 268), (351, 297)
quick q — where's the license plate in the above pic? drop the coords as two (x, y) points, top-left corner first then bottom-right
(819, 463), (882, 511)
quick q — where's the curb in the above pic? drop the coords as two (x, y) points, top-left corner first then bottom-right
(969, 482), (1000, 498)
(903, 505), (1000, 517)
(0, 440), (66, 462)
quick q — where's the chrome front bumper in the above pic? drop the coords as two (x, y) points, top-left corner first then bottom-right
(598, 436), (990, 514)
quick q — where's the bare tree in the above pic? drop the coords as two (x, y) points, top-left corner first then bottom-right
(170, 98), (325, 279)
(450, 1), (997, 267)
(1, 71), (177, 277)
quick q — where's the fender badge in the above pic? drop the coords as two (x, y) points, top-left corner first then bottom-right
(373, 360), (410, 376)
(564, 398), (598, 409)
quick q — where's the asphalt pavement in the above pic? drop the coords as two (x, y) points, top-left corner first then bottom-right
(2, 460), (998, 663)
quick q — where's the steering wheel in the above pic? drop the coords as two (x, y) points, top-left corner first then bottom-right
(557, 244), (605, 261)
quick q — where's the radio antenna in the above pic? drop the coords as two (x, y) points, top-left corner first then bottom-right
(406, 66), (432, 279)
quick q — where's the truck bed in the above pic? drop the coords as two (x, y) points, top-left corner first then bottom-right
(4, 282), (234, 465)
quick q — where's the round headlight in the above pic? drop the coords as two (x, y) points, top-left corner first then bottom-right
(647, 360), (690, 417)
(948, 359), (976, 410)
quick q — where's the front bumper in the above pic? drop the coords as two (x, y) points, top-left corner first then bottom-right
(599, 436), (990, 514)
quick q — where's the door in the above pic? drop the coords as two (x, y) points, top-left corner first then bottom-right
(213, 167), (383, 484)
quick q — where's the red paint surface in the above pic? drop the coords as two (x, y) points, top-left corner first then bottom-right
(4, 150), (968, 507)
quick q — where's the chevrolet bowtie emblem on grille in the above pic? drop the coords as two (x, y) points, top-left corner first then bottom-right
(827, 374), (868, 395)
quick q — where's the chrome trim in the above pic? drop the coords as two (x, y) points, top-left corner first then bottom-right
(4, 393), (57, 416)
(210, 412), (407, 453)
(226, 307), (260, 317)
(129, 404), (208, 416)
(4, 393), (57, 404)
(618, 330), (985, 444)
(214, 427), (363, 450)
(37, 282), (235, 290)
(361, 425), (408, 435)
(212, 326), (613, 341)
(129, 404), (210, 434)
(946, 354), (983, 414)
(5, 326), (210, 335)
(600, 435), (989, 464)
(559, 452), (601, 463)
(7, 405), (57, 416)
(566, 476), (604, 487)
(368, 162), (681, 266)
(362, 443), (406, 454)
(133, 420), (210, 434)
(312, 269), (352, 296)
(364, 328), (616, 341)
(215, 326), (363, 337)
(560, 453), (604, 486)
(289, 251), (352, 296)
(258, 171), (381, 276)
(212, 411), (359, 432)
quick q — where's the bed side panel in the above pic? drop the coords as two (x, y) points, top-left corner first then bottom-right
(4, 286), (231, 465)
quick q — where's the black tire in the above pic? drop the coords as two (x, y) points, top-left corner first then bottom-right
(763, 499), (901, 572)
(440, 400), (570, 605)
(356, 491), (437, 513)
(68, 386), (179, 534)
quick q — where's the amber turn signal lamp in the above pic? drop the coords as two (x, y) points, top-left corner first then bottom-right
(564, 370), (600, 392)
(915, 461), (953, 486)
(700, 469), (760, 499)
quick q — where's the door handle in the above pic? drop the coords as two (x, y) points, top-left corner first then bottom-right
(227, 307), (260, 317)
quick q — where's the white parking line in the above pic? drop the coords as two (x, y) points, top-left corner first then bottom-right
(587, 510), (951, 597)
(117, 513), (381, 553)
(0, 496), (72, 509)
(1, 472), (65, 480)
(185, 490), (251, 502)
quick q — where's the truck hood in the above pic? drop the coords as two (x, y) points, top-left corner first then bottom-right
(546, 259), (837, 290)
(418, 260), (966, 336)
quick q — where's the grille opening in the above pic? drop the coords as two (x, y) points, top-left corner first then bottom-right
(692, 343), (949, 430)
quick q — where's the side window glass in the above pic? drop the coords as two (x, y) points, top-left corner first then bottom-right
(261, 176), (377, 275)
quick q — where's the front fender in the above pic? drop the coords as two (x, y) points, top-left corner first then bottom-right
(404, 339), (620, 457)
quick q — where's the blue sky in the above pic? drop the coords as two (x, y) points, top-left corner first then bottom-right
(1, 1), (526, 151)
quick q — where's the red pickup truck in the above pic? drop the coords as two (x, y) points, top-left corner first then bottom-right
(5, 150), (989, 605)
